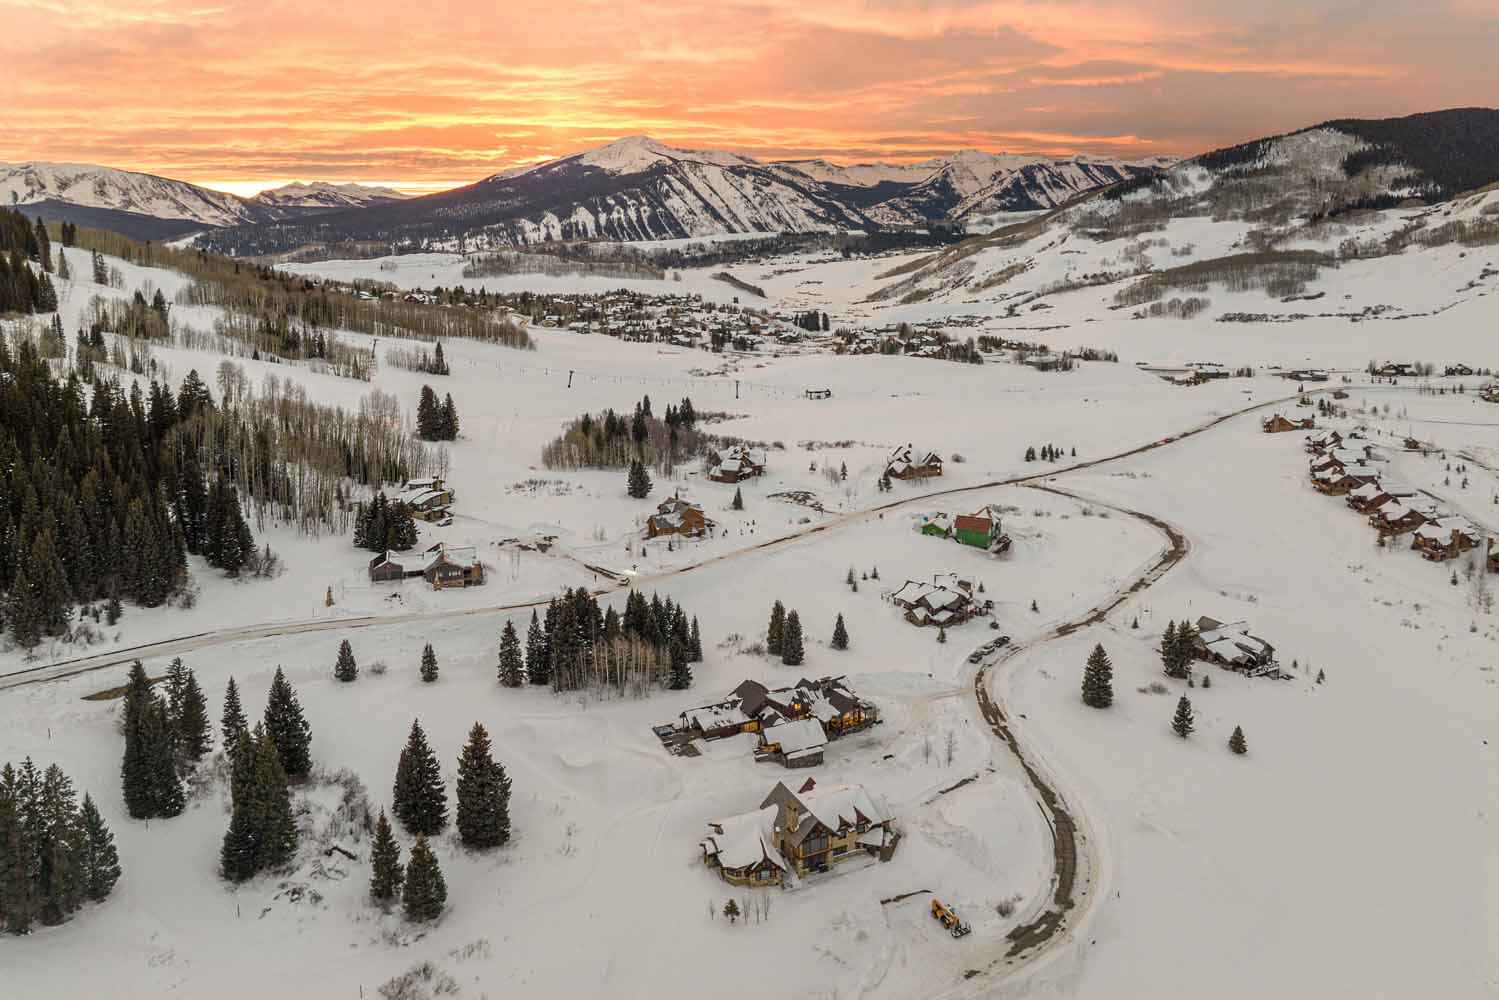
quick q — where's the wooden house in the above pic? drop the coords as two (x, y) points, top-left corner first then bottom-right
(759, 779), (897, 876)
(753, 718), (827, 768)
(955, 506), (1011, 551)
(706, 445), (766, 483)
(646, 495), (715, 538)
(367, 543), (483, 589)
(1263, 413), (1315, 433)
(1412, 518), (1480, 562)
(891, 575), (976, 628)
(1347, 481), (1416, 514)
(396, 479), (455, 522)
(675, 676), (880, 746)
(885, 443), (944, 481)
(1305, 429), (1343, 455)
(1445, 364), (1475, 377)
(1191, 616), (1279, 676)
(1312, 464), (1379, 496)
(1371, 499), (1441, 537)
(700, 808), (786, 886)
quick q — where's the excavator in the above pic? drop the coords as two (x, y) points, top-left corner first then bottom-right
(930, 898), (972, 938)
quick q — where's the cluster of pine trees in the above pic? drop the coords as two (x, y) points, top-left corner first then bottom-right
(415, 385), (459, 441)
(506, 588), (702, 695)
(218, 668), (311, 881)
(0, 341), (201, 647)
(541, 395), (710, 476)
(351, 492), (419, 552)
(0, 759), (121, 934)
(0, 210), (58, 315)
(1024, 444), (1074, 462)
(1160, 620), (1199, 679)
(766, 601), (806, 666)
(120, 661), (202, 820)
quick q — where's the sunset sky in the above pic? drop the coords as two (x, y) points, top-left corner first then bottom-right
(1, 0), (1494, 195)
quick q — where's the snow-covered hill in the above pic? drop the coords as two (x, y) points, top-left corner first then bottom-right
(0, 161), (271, 227)
(251, 181), (409, 211)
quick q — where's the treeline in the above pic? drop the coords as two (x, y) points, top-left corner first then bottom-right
(0, 759), (121, 934)
(541, 395), (707, 474)
(58, 223), (534, 351)
(505, 587), (702, 696)
(385, 341), (450, 375)
(0, 209), (59, 315)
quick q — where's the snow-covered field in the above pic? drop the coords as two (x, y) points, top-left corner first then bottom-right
(7, 233), (1499, 998)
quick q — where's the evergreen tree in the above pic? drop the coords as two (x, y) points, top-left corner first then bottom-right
(731, 487), (743, 510)
(392, 719), (448, 836)
(781, 610), (805, 666)
(220, 726), (297, 882)
(689, 616), (703, 663)
(401, 836), (446, 922)
(626, 459), (653, 499)
(420, 643), (439, 683)
(439, 393), (460, 440)
(121, 663), (184, 820)
(369, 809), (403, 906)
(1172, 620), (1198, 677)
(1161, 620), (1178, 675)
(221, 677), (249, 759)
(415, 385), (440, 440)
(1082, 643), (1114, 708)
(1171, 695), (1195, 738)
(0, 762), (35, 934)
(668, 637), (692, 689)
(830, 613), (849, 651)
(498, 620), (525, 687)
(937, 627), (947, 644)
(1228, 725), (1248, 755)
(455, 723), (512, 850)
(173, 669), (213, 769)
(334, 639), (358, 682)
(262, 668), (313, 782)
(767, 600), (786, 656)
(77, 794), (120, 903)
(525, 610), (550, 686)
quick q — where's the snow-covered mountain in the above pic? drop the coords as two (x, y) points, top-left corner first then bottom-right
(0, 161), (271, 228)
(196, 136), (1169, 256)
(251, 181), (410, 211)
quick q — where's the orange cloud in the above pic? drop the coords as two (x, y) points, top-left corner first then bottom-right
(0, 0), (1492, 192)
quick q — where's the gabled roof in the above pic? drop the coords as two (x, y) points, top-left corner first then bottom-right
(702, 806), (783, 872)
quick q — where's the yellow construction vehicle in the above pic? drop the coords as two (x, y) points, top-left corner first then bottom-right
(930, 898), (972, 938)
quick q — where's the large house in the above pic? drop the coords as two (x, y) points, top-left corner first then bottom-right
(706, 445), (766, 483)
(1305, 429), (1343, 455)
(701, 778), (898, 885)
(885, 443), (944, 480)
(368, 542), (484, 589)
(646, 495), (715, 539)
(1312, 464), (1380, 496)
(1412, 518), (1481, 562)
(396, 477), (455, 522)
(955, 506), (1011, 552)
(891, 574), (978, 627)
(1346, 480), (1417, 514)
(1263, 413), (1315, 433)
(1371, 498), (1442, 537)
(1190, 617), (1278, 676)
(676, 676), (880, 745)
(753, 718), (828, 768)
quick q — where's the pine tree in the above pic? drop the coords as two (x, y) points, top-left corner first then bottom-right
(220, 726), (297, 882)
(1172, 620), (1198, 678)
(455, 723), (512, 850)
(525, 610), (550, 686)
(498, 620), (525, 687)
(121, 663), (183, 820)
(369, 809), (404, 906)
(668, 638), (693, 689)
(77, 794), (120, 903)
(781, 610), (805, 666)
(420, 644), (439, 683)
(731, 487), (744, 510)
(174, 669), (213, 769)
(221, 677), (249, 759)
(334, 639), (358, 682)
(401, 836), (446, 922)
(723, 898), (740, 923)
(831, 613), (849, 651)
(439, 394), (460, 440)
(627, 459), (653, 499)
(767, 600), (786, 656)
(1171, 695), (1195, 738)
(392, 719), (448, 836)
(416, 385), (440, 439)
(1228, 725), (1248, 755)
(1082, 643), (1114, 708)
(263, 668), (313, 782)
(1161, 620), (1178, 675)
(689, 616), (703, 662)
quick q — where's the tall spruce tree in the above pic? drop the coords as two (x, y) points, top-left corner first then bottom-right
(1161, 620), (1178, 675)
(1082, 644), (1114, 709)
(454, 723), (511, 850)
(439, 394), (460, 440)
(77, 793), (120, 903)
(392, 719), (448, 836)
(767, 600), (786, 656)
(1171, 695), (1195, 738)
(830, 613), (849, 651)
(525, 610), (550, 687)
(781, 610), (805, 666)
(221, 677), (249, 759)
(263, 668), (313, 782)
(369, 809), (403, 906)
(173, 669), (213, 769)
(220, 726), (297, 882)
(415, 385), (441, 440)
(626, 459), (653, 499)
(1172, 621), (1198, 677)
(668, 637), (692, 689)
(498, 620), (525, 687)
(121, 662), (184, 820)
(689, 616), (703, 663)
(401, 835), (446, 922)
(334, 640), (358, 682)
(420, 644), (439, 683)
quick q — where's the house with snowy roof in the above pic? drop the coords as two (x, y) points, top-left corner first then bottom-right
(1371, 498), (1443, 537)
(1305, 429), (1343, 454)
(885, 443), (943, 481)
(706, 445), (766, 483)
(700, 807), (785, 886)
(674, 676), (879, 746)
(754, 718), (828, 768)
(646, 495), (715, 538)
(891, 574), (977, 628)
(1263, 413), (1315, 433)
(368, 542), (483, 589)
(1190, 617), (1278, 676)
(1412, 517), (1481, 562)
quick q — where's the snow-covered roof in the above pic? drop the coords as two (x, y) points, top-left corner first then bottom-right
(762, 718), (827, 755)
(789, 782), (890, 834)
(702, 806), (782, 872)
(682, 701), (751, 731)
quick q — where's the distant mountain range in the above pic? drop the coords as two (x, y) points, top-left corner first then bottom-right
(0, 162), (409, 240)
(8, 109), (1496, 254)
